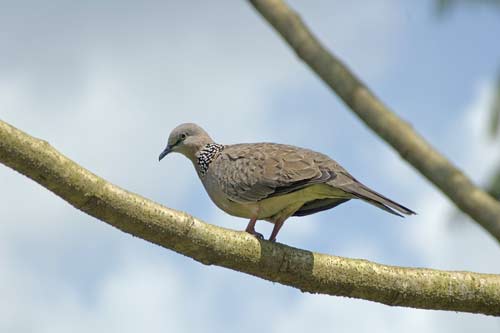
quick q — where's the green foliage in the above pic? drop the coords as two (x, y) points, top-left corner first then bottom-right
(487, 167), (500, 200)
(435, 0), (500, 16)
(489, 72), (500, 139)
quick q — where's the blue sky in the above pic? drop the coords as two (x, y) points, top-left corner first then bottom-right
(1, 0), (500, 332)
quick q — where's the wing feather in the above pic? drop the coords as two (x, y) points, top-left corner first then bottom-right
(210, 143), (337, 203)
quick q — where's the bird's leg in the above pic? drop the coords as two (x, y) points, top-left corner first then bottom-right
(268, 203), (303, 242)
(269, 219), (286, 242)
(245, 217), (263, 239)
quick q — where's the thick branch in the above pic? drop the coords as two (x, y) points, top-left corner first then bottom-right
(1, 120), (500, 316)
(247, 0), (500, 243)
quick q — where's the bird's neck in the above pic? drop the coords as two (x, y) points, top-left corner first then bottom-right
(195, 143), (224, 176)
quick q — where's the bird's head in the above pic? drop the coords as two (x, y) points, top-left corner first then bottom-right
(159, 123), (214, 162)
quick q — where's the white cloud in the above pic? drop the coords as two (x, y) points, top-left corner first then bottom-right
(289, 0), (405, 80)
(0, 250), (193, 333)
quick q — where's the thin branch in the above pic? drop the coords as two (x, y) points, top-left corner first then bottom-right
(247, 0), (500, 243)
(1, 120), (500, 316)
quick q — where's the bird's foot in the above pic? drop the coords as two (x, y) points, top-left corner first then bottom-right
(246, 229), (264, 240)
(245, 217), (263, 239)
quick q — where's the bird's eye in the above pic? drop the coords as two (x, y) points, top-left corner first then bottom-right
(180, 133), (187, 140)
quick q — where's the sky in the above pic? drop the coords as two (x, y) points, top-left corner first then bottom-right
(1, 0), (500, 332)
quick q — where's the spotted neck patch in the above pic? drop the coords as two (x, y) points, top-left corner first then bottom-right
(197, 143), (224, 176)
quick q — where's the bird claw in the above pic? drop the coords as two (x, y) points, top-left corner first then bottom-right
(253, 232), (264, 240)
(246, 230), (264, 240)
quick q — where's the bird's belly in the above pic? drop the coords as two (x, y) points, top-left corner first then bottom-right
(257, 184), (349, 219)
(210, 184), (350, 221)
(212, 196), (259, 219)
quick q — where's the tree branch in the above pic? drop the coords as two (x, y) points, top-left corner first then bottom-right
(1, 119), (500, 316)
(247, 0), (500, 243)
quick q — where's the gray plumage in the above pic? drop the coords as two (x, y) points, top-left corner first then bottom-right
(159, 123), (415, 242)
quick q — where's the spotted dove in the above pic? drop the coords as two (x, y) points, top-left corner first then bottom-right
(159, 123), (415, 242)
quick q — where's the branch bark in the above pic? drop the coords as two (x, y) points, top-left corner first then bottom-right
(247, 0), (500, 243)
(1, 119), (500, 316)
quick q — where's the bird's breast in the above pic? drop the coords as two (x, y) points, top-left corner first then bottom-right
(199, 171), (259, 218)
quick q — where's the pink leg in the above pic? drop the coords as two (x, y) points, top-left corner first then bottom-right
(245, 217), (263, 239)
(269, 219), (286, 242)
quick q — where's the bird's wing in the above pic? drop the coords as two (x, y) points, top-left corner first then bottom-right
(209, 142), (415, 216)
(209, 143), (339, 203)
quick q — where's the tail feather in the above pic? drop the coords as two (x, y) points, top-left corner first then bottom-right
(343, 182), (416, 217)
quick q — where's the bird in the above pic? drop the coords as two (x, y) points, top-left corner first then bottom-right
(159, 123), (415, 242)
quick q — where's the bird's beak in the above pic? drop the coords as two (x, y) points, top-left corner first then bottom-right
(158, 145), (172, 161)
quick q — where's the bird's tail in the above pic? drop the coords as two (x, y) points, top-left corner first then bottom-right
(343, 182), (416, 217)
